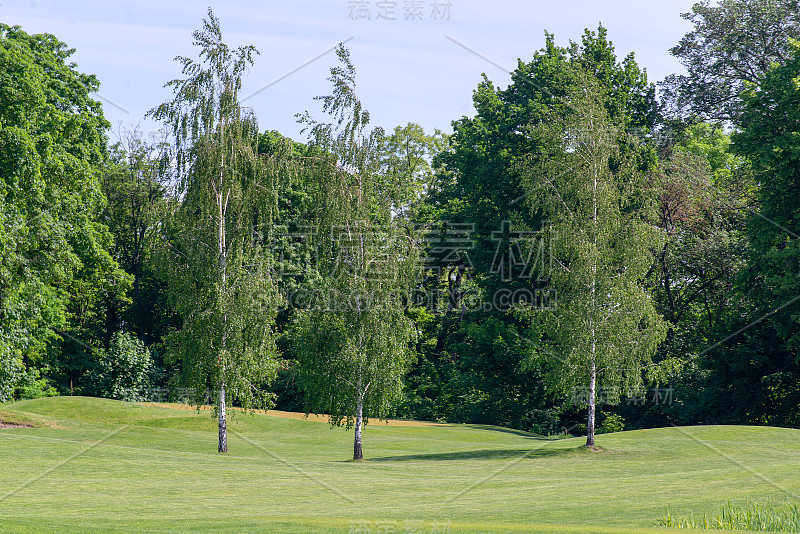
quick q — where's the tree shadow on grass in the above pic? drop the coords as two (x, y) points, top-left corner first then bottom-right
(462, 424), (557, 439)
(368, 446), (585, 462)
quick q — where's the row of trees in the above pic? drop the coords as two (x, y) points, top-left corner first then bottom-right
(2, 0), (799, 455)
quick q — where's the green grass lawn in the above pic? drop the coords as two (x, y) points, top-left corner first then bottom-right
(1, 397), (798, 533)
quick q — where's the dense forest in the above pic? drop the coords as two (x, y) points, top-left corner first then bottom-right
(2, 0), (799, 452)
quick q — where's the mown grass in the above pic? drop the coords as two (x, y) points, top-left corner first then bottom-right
(1, 396), (799, 533)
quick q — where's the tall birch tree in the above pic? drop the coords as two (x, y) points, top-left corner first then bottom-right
(523, 74), (669, 447)
(148, 9), (285, 452)
(292, 45), (420, 460)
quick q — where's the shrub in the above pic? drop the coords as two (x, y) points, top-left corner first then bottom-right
(88, 332), (153, 401)
(0, 350), (24, 402)
(15, 368), (58, 399)
(598, 413), (625, 434)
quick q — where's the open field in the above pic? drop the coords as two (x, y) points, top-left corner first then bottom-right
(1, 397), (799, 533)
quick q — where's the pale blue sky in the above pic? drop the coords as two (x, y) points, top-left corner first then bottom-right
(1, 0), (697, 143)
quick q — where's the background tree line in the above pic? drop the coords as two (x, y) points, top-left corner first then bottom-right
(2, 0), (799, 451)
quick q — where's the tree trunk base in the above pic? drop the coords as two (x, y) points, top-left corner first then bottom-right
(218, 385), (227, 453)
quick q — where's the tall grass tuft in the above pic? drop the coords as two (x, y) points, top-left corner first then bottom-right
(658, 501), (800, 531)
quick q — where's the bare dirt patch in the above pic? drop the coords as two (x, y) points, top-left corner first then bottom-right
(0, 421), (34, 429)
(0, 409), (46, 429)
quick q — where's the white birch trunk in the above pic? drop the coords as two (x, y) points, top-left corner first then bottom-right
(587, 127), (598, 449)
(353, 397), (363, 460)
(217, 146), (229, 454)
(586, 360), (596, 447)
(218, 380), (227, 452)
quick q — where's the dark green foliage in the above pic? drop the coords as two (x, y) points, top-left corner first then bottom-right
(5, 12), (800, 437)
(617, 126), (750, 428)
(102, 132), (175, 347)
(714, 40), (800, 427)
(398, 312), (552, 431)
(401, 26), (661, 432)
(13, 367), (59, 400)
(0, 23), (127, 398)
(598, 413), (625, 434)
(87, 331), (154, 401)
(433, 25), (658, 234)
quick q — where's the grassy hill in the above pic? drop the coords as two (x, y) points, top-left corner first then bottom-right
(1, 397), (799, 533)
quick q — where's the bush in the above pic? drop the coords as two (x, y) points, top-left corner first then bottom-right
(0, 349), (24, 402)
(15, 368), (58, 400)
(526, 408), (562, 436)
(272, 361), (304, 412)
(88, 332), (153, 401)
(598, 413), (625, 434)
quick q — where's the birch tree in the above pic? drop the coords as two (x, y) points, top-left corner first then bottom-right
(523, 74), (668, 447)
(148, 9), (285, 452)
(292, 45), (419, 460)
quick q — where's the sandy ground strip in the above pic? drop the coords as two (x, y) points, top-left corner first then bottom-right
(144, 402), (451, 427)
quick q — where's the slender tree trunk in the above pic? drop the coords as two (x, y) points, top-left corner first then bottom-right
(133, 265), (145, 342)
(353, 398), (363, 460)
(217, 149), (229, 454)
(218, 380), (227, 453)
(586, 360), (596, 447)
(587, 131), (598, 449)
